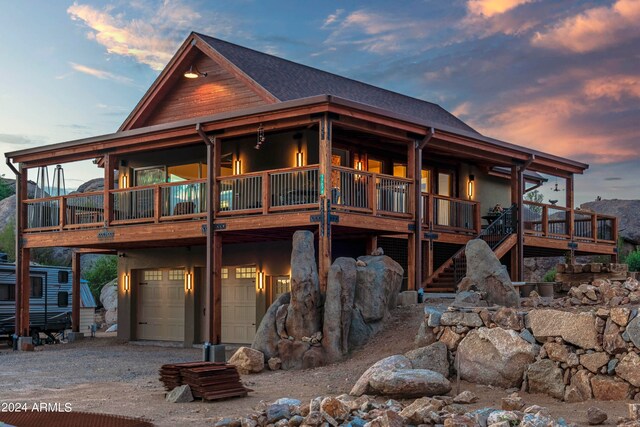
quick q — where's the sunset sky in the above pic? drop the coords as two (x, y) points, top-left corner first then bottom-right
(0, 0), (638, 205)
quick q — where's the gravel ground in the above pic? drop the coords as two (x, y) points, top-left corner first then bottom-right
(0, 300), (632, 426)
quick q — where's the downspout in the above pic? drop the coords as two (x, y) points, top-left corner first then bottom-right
(414, 127), (435, 290)
(196, 123), (215, 344)
(6, 158), (22, 336)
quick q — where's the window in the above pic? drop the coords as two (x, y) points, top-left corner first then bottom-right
(168, 163), (201, 182)
(274, 277), (291, 299)
(393, 163), (407, 178)
(236, 266), (256, 279)
(368, 159), (383, 174)
(221, 268), (229, 279)
(438, 172), (453, 197)
(421, 169), (431, 193)
(58, 270), (69, 284)
(30, 276), (44, 298)
(0, 284), (14, 301)
(57, 291), (69, 307)
(134, 166), (166, 186)
(143, 270), (162, 281)
(168, 269), (184, 281)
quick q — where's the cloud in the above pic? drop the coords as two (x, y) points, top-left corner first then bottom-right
(467, 0), (533, 17)
(583, 75), (640, 102)
(67, 1), (232, 71)
(0, 134), (34, 146)
(322, 9), (344, 28)
(532, 0), (640, 53)
(70, 62), (133, 83)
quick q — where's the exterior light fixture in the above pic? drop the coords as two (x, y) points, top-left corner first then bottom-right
(257, 271), (265, 291)
(185, 272), (193, 292)
(184, 65), (207, 79)
(234, 159), (242, 175)
(296, 151), (304, 167)
(468, 174), (475, 199)
(121, 175), (128, 189)
(123, 273), (130, 292)
(356, 161), (363, 171)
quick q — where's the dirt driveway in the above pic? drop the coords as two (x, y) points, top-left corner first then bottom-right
(0, 304), (632, 426)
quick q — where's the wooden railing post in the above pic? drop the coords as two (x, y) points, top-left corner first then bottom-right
(428, 193), (434, 228)
(262, 171), (269, 214)
(592, 213), (598, 242)
(154, 186), (161, 223)
(104, 154), (114, 226)
(541, 204), (548, 236)
(369, 173), (377, 216)
(59, 196), (66, 230)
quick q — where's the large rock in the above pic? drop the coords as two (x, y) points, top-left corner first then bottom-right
(625, 315), (640, 349)
(100, 279), (118, 311)
(543, 342), (579, 366)
(414, 319), (437, 347)
(455, 327), (536, 388)
(439, 311), (483, 328)
(615, 352), (640, 387)
(286, 230), (321, 339)
(369, 369), (451, 397)
(252, 292), (290, 360)
(603, 318), (626, 354)
(166, 384), (194, 403)
(580, 352), (610, 374)
(228, 347), (264, 374)
(353, 255), (403, 323)
(590, 375), (631, 400)
(277, 339), (310, 371)
(457, 239), (519, 307)
(405, 342), (449, 377)
(322, 258), (356, 361)
(564, 369), (593, 402)
(527, 359), (565, 400)
(348, 307), (377, 349)
(527, 309), (598, 349)
(350, 355), (412, 396)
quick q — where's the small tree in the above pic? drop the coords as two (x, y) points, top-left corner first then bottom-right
(0, 219), (16, 261)
(524, 189), (544, 214)
(627, 251), (640, 272)
(83, 256), (118, 302)
(0, 175), (14, 201)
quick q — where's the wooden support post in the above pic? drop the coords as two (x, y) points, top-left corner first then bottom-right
(104, 154), (114, 226)
(408, 141), (419, 291)
(510, 165), (524, 281)
(318, 115), (332, 292)
(15, 164), (29, 336)
(72, 251), (81, 333)
(426, 240), (434, 279)
(212, 232), (222, 344)
(566, 174), (575, 246)
(261, 171), (269, 214)
(19, 247), (30, 337)
(154, 186), (161, 222)
(365, 235), (378, 255)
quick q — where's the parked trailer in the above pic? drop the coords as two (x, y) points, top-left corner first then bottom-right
(0, 262), (73, 345)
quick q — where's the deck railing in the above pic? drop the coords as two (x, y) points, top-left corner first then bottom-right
(523, 201), (616, 243)
(269, 167), (319, 209)
(26, 198), (60, 230)
(161, 180), (207, 218)
(112, 187), (155, 223)
(65, 192), (104, 227)
(421, 193), (480, 234)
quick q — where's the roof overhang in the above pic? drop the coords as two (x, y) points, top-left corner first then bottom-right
(5, 94), (589, 176)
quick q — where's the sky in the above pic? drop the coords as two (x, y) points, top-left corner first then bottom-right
(0, 0), (638, 205)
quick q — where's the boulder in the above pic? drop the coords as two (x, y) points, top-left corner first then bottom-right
(527, 309), (598, 349)
(405, 342), (449, 377)
(322, 257), (356, 361)
(397, 290), (418, 306)
(228, 347), (264, 375)
(590, 375), (631, 400)
(625, 315), (640, 349)
(348, 307), (377, 349)
(615, 352), (640, 387)
(302, 346), (326, 369)
(455, 327), (536, 388)
(580, 352), (610, 374)
(369, 369), (451, 397)
(320, 397), (349, 421)
(450, 290), (486, 308)
(354, 255), (403, 322)
(564, 369), (593, 403)
(277, 340), (310, 371)
(440, 312), (483, 328)
(611, 307), (631, 326)
(586, 407), (607, 425)
(543, 342), (579, 366)
(275, 304), (289, 339)
(350, 355), (412, 396)
(286, 230), (321, 340)
(453, 390), (478, 404)
(266, 404), (290, 424)
(527, 359), (565, 400)
(166, 384), (194, 403)
(100, 279), (118, 311)
(267, 357), (282, 370)
(492, 307), (523, 330)
(439, 328), (463, 350)
(603, 318), (627, 355)
(457, 239), (519, 307)
(414, 319), (437, 347)
(252, 292), (290, 360)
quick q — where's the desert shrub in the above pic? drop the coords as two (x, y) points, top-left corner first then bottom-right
(83, 256), (118, 301)
(627, 251), (640, 272)
(543, 268), (557, 282)
(0, 219), (15, 261)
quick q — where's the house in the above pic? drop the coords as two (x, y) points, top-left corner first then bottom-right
(5, 33), (618, 347)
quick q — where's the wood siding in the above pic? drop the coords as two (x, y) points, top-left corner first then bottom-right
(142, 55), (268, 127)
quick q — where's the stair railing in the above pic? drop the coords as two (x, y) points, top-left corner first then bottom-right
(451, 203), (517, 285)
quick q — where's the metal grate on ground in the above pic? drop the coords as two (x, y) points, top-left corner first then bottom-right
(0, 411), (154, 427)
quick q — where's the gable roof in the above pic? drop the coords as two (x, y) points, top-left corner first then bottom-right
(195, 33), (477, 134)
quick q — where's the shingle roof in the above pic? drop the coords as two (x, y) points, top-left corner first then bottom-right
(197, 33), (478, 135)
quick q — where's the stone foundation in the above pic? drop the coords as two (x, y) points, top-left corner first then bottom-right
(555, 263), (629, 293)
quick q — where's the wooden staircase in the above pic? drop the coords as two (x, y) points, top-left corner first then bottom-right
(424, 205), (518, 293)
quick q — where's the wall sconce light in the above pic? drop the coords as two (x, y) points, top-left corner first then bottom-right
(185, 272), (193, 292)
(356, 160), (363, 171)
(234, 159), (242, 175)
(183, 65), (207, 79)
(123, 273), (130, 292)
(468, 174), (475, 199)
(121, 175), (128, 188)
(296, 151), (304, 168)
(257, 271), (265, 291)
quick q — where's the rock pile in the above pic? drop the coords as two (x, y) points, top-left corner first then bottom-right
(252, 230), (403, 370)
(419, 291), (640, 402)
(522, 277), (640, 308)
(213, 393), (574, 427)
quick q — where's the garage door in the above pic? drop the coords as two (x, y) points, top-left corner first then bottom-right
(137, 269), (185, 342)
(222, 266), (257, 344)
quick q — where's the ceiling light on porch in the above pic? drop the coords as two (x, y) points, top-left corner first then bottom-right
(184, 65), (207, 79)
(356, 160), (363, 170)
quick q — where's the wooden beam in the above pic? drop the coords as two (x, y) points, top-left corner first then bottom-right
(566, 174), (575, 262)
(72, 251), (81, 333)
(19, 247), (30, 337)
(212, 232), (222, 344)
(365, 235), (378, 255)
(318, 115), (332, 293)
(407, 141), (417, 291)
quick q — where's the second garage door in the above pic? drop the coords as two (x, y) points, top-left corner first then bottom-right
(137, 269), (185, 342)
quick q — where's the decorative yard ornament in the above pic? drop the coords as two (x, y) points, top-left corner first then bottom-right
(255, 123), (265, 149)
